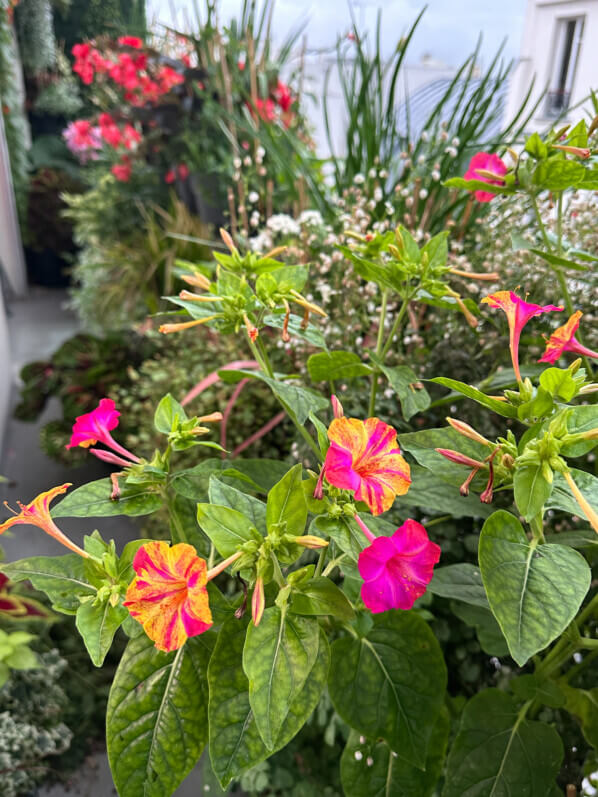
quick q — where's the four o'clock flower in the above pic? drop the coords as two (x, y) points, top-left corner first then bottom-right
(463, 152), (507, 202)
(539, 311), (598, 364)
(66, 398), (140, 466)
(482, 291), (563, 382)
(356, 517), (441, 612)
(321, 417), (411, 515)
(123, 541), (213, 651)
(1, 484), (88, 558)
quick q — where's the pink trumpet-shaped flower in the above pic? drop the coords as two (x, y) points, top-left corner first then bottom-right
(66, 398), (139, 463)
(358, 519), (441, 612)
(539, 311), (598, 364)
(323, 417), (411, 515)
(463, 152), (507, 202)
(482, 291), (563, 382)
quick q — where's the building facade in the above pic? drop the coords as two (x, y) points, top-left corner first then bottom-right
(506, 0), (598, 131)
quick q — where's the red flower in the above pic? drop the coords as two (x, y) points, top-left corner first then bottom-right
(157, 65), (184, 92)
(463, 152), (507, 202)
(177, 163), (189, 179)
(238, 60), (246, 71)
(122, 123), (142, 149)
(71, 43), (90, 59)
(274, 80), (293, 112)
(255, 97), (276, 122)
(112, 160), (132, 181)
(165, 169), (176, 184)
(118, 35), (143, 49)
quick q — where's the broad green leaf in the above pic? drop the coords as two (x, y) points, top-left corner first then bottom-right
(525, 132), (548, 159)
(106, 631), (214, 797)
(1, 555), (95, 614)
(243, 607), (319, 749)
(337, 245), (396, 292)
(52, 478), (163, 518)
(529, 248), (589, 272)
(421, 230), (449, 269)
(171, 458), (289, 499)
(513, 464), (553, 521)
(209, 619), (330, 788)
(429, 377), (517, 417)
(167, 494), (210, 556)
(154, 393), (187, 434)
(290, 577), (355, 621)
(5, 646), (38, 670)
(559, 682), (598, 749)
(340, 709), (449, 797)
(544, 529), (598, 549)
(399, 427), (489, 487)
(428, 563), (488, 607)
(75, 600), (128, 667)
(196, 504), (259, 557)
(257, 264), (308, 295)
(442, 689), (563, 797)
(264, 313), (327, 350)
(329, 612), (446, 768)
(547, 468), (598, 516)
(539, 368), (579, 401)
(266, 464), (307, 538)
(533, 158), (586, 191)
(307, 350), (372, 382)
(450, 602), (509, 656)
(371, 358), (430, 421)
(400, 466), (493, 519)
(479, 510), (591, 665)
(561, 406), (598, 457)
(443, 176), (513, 196)
(209, 477), (267, 533)
(311, 516), (365, 562)
(510, 675), (565, 708)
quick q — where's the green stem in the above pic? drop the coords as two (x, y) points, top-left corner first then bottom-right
(380, 295), (410, 361)
(562, 647), (598, 684)
(368, 290), (388, 417)
(530, 513), (546, 544)
(322, 553), (347, 577)
(314, 547), (327, 578)
(530, 192), (574, 315)
(208, 543), (215, 570)
(271, 555), (286, 587)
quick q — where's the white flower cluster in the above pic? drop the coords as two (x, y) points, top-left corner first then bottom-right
(266, 214), (301, 236)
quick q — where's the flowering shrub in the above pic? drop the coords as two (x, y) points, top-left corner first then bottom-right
(2, 119), (598, 797)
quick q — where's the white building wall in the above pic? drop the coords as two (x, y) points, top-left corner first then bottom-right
(506, 0), (598, 132)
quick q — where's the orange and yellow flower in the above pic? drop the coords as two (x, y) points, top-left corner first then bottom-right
(124, 541), (213, 652)
(539, 311), (598, 364)
(322, 417), (411, 515)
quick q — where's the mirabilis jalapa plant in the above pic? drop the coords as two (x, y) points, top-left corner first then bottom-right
(1, 121), (598, 796)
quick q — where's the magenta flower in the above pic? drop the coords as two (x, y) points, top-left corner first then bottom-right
(482, 291), (563, 382)
(463, 152), (507, 202)
(539, 311), (598, 364)
(63, 120), (102, 163)
(357, 519), (441, 613)
(66, 398), (139, 463)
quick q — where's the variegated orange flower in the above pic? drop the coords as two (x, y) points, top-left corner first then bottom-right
(539, 311), (598, 364)
(124, 541), (213, 652)
(1, 484), (88, 558)
(323, 417), (411, 515)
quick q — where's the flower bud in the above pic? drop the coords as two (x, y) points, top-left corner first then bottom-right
(293, 535), (329, 550)
(446, 418), (490, 446)
(435, 449), (486, 468)
(251, 577), (265, 626)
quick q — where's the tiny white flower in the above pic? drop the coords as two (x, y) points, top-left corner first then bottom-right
(233, 157), (242, 169)
(379, 169), (388, 178)
(366, 757), (374, 767)
(248, 191), (259, 203)
(431, 170), (441, 181)
(354, 173), (365, 184)
(419, 188), (428, 199)
(373, 187), (383, 202)
(354, 751), (363, 761)
(243, 156), (252, 166)
(417, 155), (425, 165)
(368, 167), (377, 178)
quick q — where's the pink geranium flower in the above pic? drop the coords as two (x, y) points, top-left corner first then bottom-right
(357, 519), (441, 612)
(124, 541), (213, 651)
(463, 152), (507, 202)
(118, 36), (143, 49)
(66, 398), (139, 463)
(322, 417), (411, 515)
(482, 291), (563, 382)
(539, 311), (598, 364)
(63, 120), (102, 162)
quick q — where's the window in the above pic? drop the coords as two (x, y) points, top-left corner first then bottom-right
(546, 16), (584, 117)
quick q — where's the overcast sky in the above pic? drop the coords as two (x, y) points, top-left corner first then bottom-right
(147, 0), (527, 69)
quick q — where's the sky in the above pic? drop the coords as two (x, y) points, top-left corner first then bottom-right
(147, 0), (527, 69)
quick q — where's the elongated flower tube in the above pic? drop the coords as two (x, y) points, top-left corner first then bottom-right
(66, 398), (139, 463)
(357, 518), (441, 612)
(323, 417), (411, 515)
(123, 541), (213, 651)
(482, 291), (563, 382)
(251, 576), (265, 626)
(563, 472), (598, 534)
(539, 311), (598, 364)
(1, 484), (88, 558)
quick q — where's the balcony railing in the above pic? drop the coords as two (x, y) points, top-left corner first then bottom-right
(545, 89), (571, 118)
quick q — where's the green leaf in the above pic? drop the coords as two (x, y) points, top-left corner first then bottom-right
(442, 689), (563, 797)
(421, 231), (449, 270)
(311, 516), (365, 562)
(525, 132), (548, 159)
(337, 245), (395, 292)
(371, 359), (430, 421)
(539, 368), (579, 401)
(340, 709), (449, 797)
(544, 529), (598, 549)
(547, 468), (598, 516)
(217, 369), (328, 425)
(513, 464), (553, 521)
(196, 504), (259, 558)
(290, 577), (355, 621)
(562, 406), (598, 457)
(209, 477), (267, 534)
(478, 510), (591, 665)
(399, 466), (493, 519)
(264, 313), (328, 350)
(1, 555), (95, 614)
(429, 377), (517, 417)
(52, 479), (163, 518)
(533, 158), (586, 190)
(399, 427), (489, 487)
(529, 248), (590, 272)
(257, 264), (308, 295)
(170, 458), (289, 500)
(307, 350), (372, 382)
(510, 675), (565, 708)
(428, 563), (488, 607)
(209, 619), (330, 788)
(154, 393), (187, 434)
(329, 612), (446, 768)
(559, 682), (598, 749)
(266, 464), (307, 538)
(167, 495), (210, 556)
(243, 607), (319, 749)
(443, 176), (513, 196)
(75, 600), (128, 667)
(106, 631), (214, 797)
(450, 602), (509, 656)
(5, 646), (38, 670)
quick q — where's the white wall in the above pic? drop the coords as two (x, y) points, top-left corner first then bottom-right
(505, 0), (598, 132)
